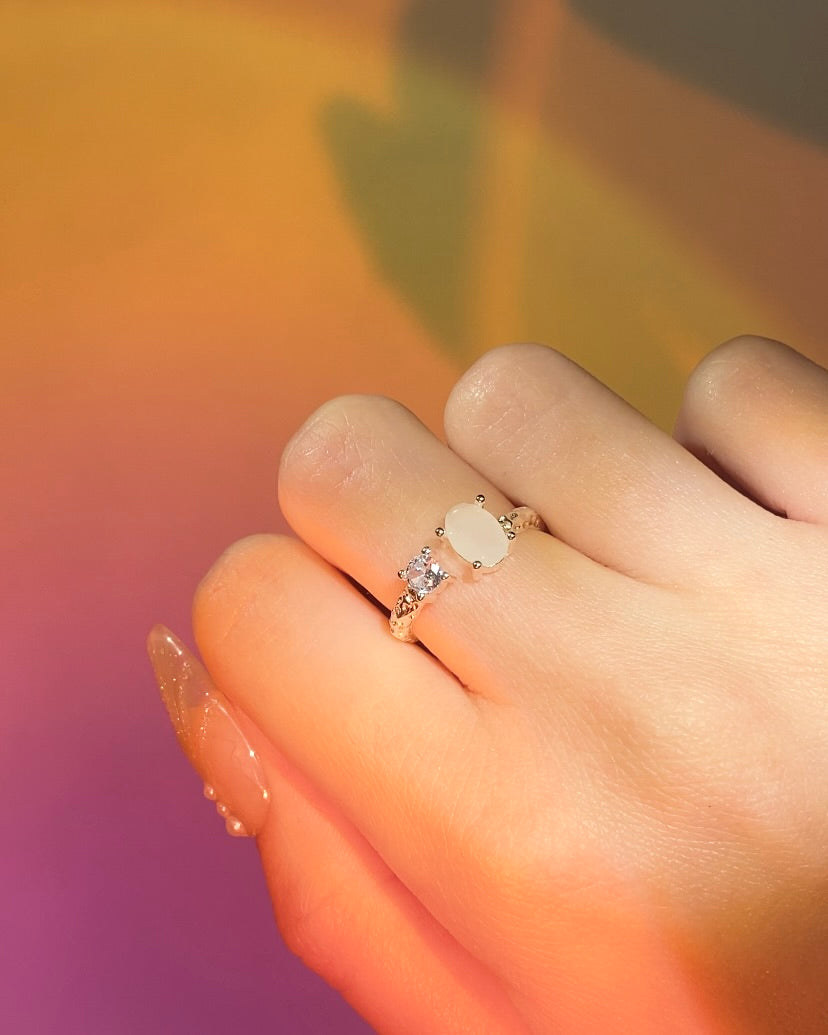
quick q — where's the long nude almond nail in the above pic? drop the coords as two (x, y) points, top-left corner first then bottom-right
(146, 624), (270, 837)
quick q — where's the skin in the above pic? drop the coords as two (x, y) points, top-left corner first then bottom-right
(191, 335), (828, 1035)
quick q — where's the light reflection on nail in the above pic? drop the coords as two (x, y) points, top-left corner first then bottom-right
(147, 624), (271, 838)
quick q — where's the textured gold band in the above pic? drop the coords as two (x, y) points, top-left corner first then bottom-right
(389, 591), (422, 643)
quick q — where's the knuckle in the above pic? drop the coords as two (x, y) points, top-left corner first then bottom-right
(276, 877), (352, 977)
(450, 341), (547, 404)
(446, 341), (552, 434)
(684, 334), (786, 409)
(191, 532), (293, 647)
(278, 393), (403, 502)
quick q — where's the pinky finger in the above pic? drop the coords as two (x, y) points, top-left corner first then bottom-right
(146, 625), (525, 1035)
(254, 734), (525, 1035)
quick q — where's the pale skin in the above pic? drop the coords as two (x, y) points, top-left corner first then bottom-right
(191, 336), (828, 1034)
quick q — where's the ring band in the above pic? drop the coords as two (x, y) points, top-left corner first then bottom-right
(389, 494), (546, 643)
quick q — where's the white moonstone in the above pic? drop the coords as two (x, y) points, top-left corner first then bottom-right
(444, 502), (508, 567)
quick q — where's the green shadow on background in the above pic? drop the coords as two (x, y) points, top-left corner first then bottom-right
(319, 0), (823, 374)
(320, 0), (499, 361)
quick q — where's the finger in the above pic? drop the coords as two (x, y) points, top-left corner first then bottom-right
(254, 732), (524, 1035)
(674, 335), (828, 524)
(443, 343), (765, 585)
(192, 533), (505, 947)
(274, 392), (629, 700)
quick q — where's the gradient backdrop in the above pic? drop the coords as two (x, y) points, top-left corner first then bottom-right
(2, 1), (827, 1032)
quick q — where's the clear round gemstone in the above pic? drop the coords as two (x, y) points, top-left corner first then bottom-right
(405, 555), (445, 595)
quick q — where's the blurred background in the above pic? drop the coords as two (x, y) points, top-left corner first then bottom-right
(2, 0), (826, 1031)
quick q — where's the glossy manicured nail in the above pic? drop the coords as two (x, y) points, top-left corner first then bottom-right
(146, 624), (270, 837)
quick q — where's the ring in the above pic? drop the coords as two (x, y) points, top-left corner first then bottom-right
(389, 494), (546, 643)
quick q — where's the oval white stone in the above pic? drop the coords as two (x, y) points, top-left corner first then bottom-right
(444, 502), (508, 567)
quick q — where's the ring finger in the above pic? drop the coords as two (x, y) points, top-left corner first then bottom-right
(275, 393), (635, 700)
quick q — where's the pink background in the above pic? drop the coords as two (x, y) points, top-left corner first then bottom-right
(3, 1), (826, 1031)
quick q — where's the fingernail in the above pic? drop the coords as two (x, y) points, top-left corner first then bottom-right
(146, 624), (270, 838)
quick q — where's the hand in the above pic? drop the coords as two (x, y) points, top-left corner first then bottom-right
(151, 336), (828, 1034)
